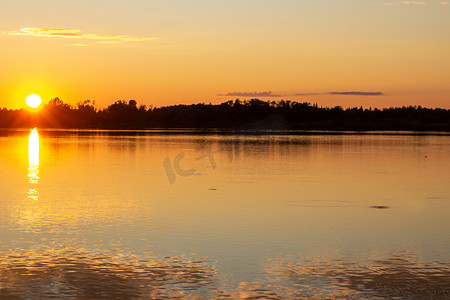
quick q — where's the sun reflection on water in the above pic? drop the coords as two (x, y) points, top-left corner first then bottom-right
(28, 128), (39, 200)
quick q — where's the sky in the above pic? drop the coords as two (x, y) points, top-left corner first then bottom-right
(0, 0), (449, 109)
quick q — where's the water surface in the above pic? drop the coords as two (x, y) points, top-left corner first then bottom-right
(0, 129), (449, 298)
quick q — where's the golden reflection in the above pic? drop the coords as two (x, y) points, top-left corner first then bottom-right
(0, 248), (217, 299)
(262, 252), (450, 299)
(28, 128), (39, 200)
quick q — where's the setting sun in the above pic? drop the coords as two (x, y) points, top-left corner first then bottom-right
(26, 94), (42, 108)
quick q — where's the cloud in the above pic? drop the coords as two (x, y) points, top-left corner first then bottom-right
(219, 91), (385, 97)
(218, 91), (384, 98)
(217, 91), (282, 97)
(329, 91), (384, 96)
(387, 1), (447, 6)
(5, 28), (156, 43)
(403, 1), (427, 5)
(294, 91), (384, 96)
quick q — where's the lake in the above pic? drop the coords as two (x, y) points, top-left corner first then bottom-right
(0, 129), (449, 299)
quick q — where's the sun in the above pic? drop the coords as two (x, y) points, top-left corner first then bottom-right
(26, 94), (42, 108)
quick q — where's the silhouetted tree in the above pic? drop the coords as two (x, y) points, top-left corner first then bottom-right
(1, 99), (449, 131)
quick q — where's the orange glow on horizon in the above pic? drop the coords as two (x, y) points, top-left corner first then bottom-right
(0, 1), (449, 109)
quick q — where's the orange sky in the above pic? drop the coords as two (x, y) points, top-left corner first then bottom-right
(1, 0), (449, 109)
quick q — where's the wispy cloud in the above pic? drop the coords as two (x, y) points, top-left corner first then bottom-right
(217, 91), (282, 97)
(295, 91), (384, 96)
(329, 91), (384, 96)
(385, 1), (447, 6)
(5, 28), (156, 43)
(219, 91), (384, 98)
(403, 1), (427, 5)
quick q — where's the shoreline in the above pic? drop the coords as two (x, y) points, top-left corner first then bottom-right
(2, 128), (450, 136)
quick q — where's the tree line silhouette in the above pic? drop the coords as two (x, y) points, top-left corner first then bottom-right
(1, 98), (449, 131)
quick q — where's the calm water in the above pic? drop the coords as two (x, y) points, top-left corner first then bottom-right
(0, 129), (449, 299)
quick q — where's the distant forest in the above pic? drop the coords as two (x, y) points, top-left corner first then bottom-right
(1, 98), (450, 131)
